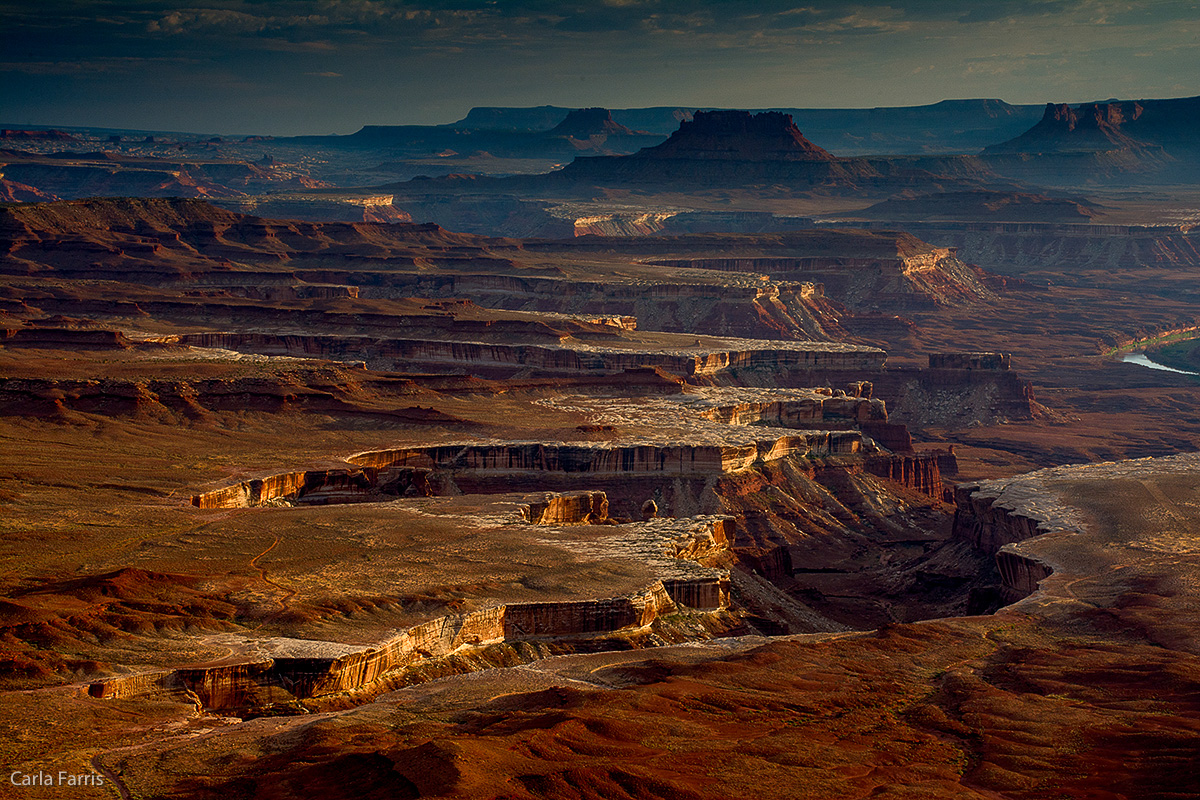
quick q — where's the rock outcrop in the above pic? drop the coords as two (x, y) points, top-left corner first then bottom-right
(1, 129), (79, 141)
(876, 355), (1035, 427)
(520, 491), (610, 524)
(1, 327), (132, 349)
(693, 391), (886, 427)
(0, 153), (329, 201)
(212, 194), (413, 224)
(863, 452), (943, 498)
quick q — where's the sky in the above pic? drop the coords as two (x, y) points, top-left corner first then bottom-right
(2, 0), (1198, 135)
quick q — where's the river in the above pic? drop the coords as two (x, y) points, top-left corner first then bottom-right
(1121, 352), (1200, 376)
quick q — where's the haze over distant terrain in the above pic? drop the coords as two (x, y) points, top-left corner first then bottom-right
(3, 0), (1199, 134)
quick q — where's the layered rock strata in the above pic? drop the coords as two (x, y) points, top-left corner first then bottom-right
(685, 385), (885, 427)
(837, 219), (1200, 273)
(533, 387), (902, 448)
(169, 332), (883, 378)
(90, 511), (734, 711)
(192, 433), (865, 510)
(350, 435), (864, 477)
(648, 249), (993, 310)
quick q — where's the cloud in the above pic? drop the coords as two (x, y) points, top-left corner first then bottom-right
(147, 8), (329, 35)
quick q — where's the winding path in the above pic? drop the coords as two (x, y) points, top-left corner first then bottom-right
(249, 535), (297, 612)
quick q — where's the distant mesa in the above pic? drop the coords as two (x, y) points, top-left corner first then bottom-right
(448, 100), (1045, 147)
(1, 129), (78, 141)
(0, 149), (331, 202)
(452, 104), (572, 131)
(645, 110), (836, 162)
(986, 101), (1151, 154)
(859, 190), (1101, 223)
(985, 95), (1200, 156)
(550, 110), (868, 189)
(548, 107), (641, 138)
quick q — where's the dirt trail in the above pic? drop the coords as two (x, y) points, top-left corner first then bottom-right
(249, 535), (297, 611)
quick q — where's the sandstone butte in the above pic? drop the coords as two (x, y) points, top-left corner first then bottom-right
(2, 105), (1200, 800)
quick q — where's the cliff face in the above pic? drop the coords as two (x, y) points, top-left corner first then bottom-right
(427, 274), (843, 342)
(863, 452), (943, 498)
(949, 472), (1090, 606)
(212, 195), (412, 225)
(696, 394), (886, 427)
(521, 491), (610, 524)
(928, 352), (1010, 370)
(952, 482), (1051, 554)
(192, 434), (867, 510)
(159, 580), (687, 709)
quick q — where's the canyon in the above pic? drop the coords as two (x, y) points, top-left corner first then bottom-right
(3, 96), (1200, 799)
